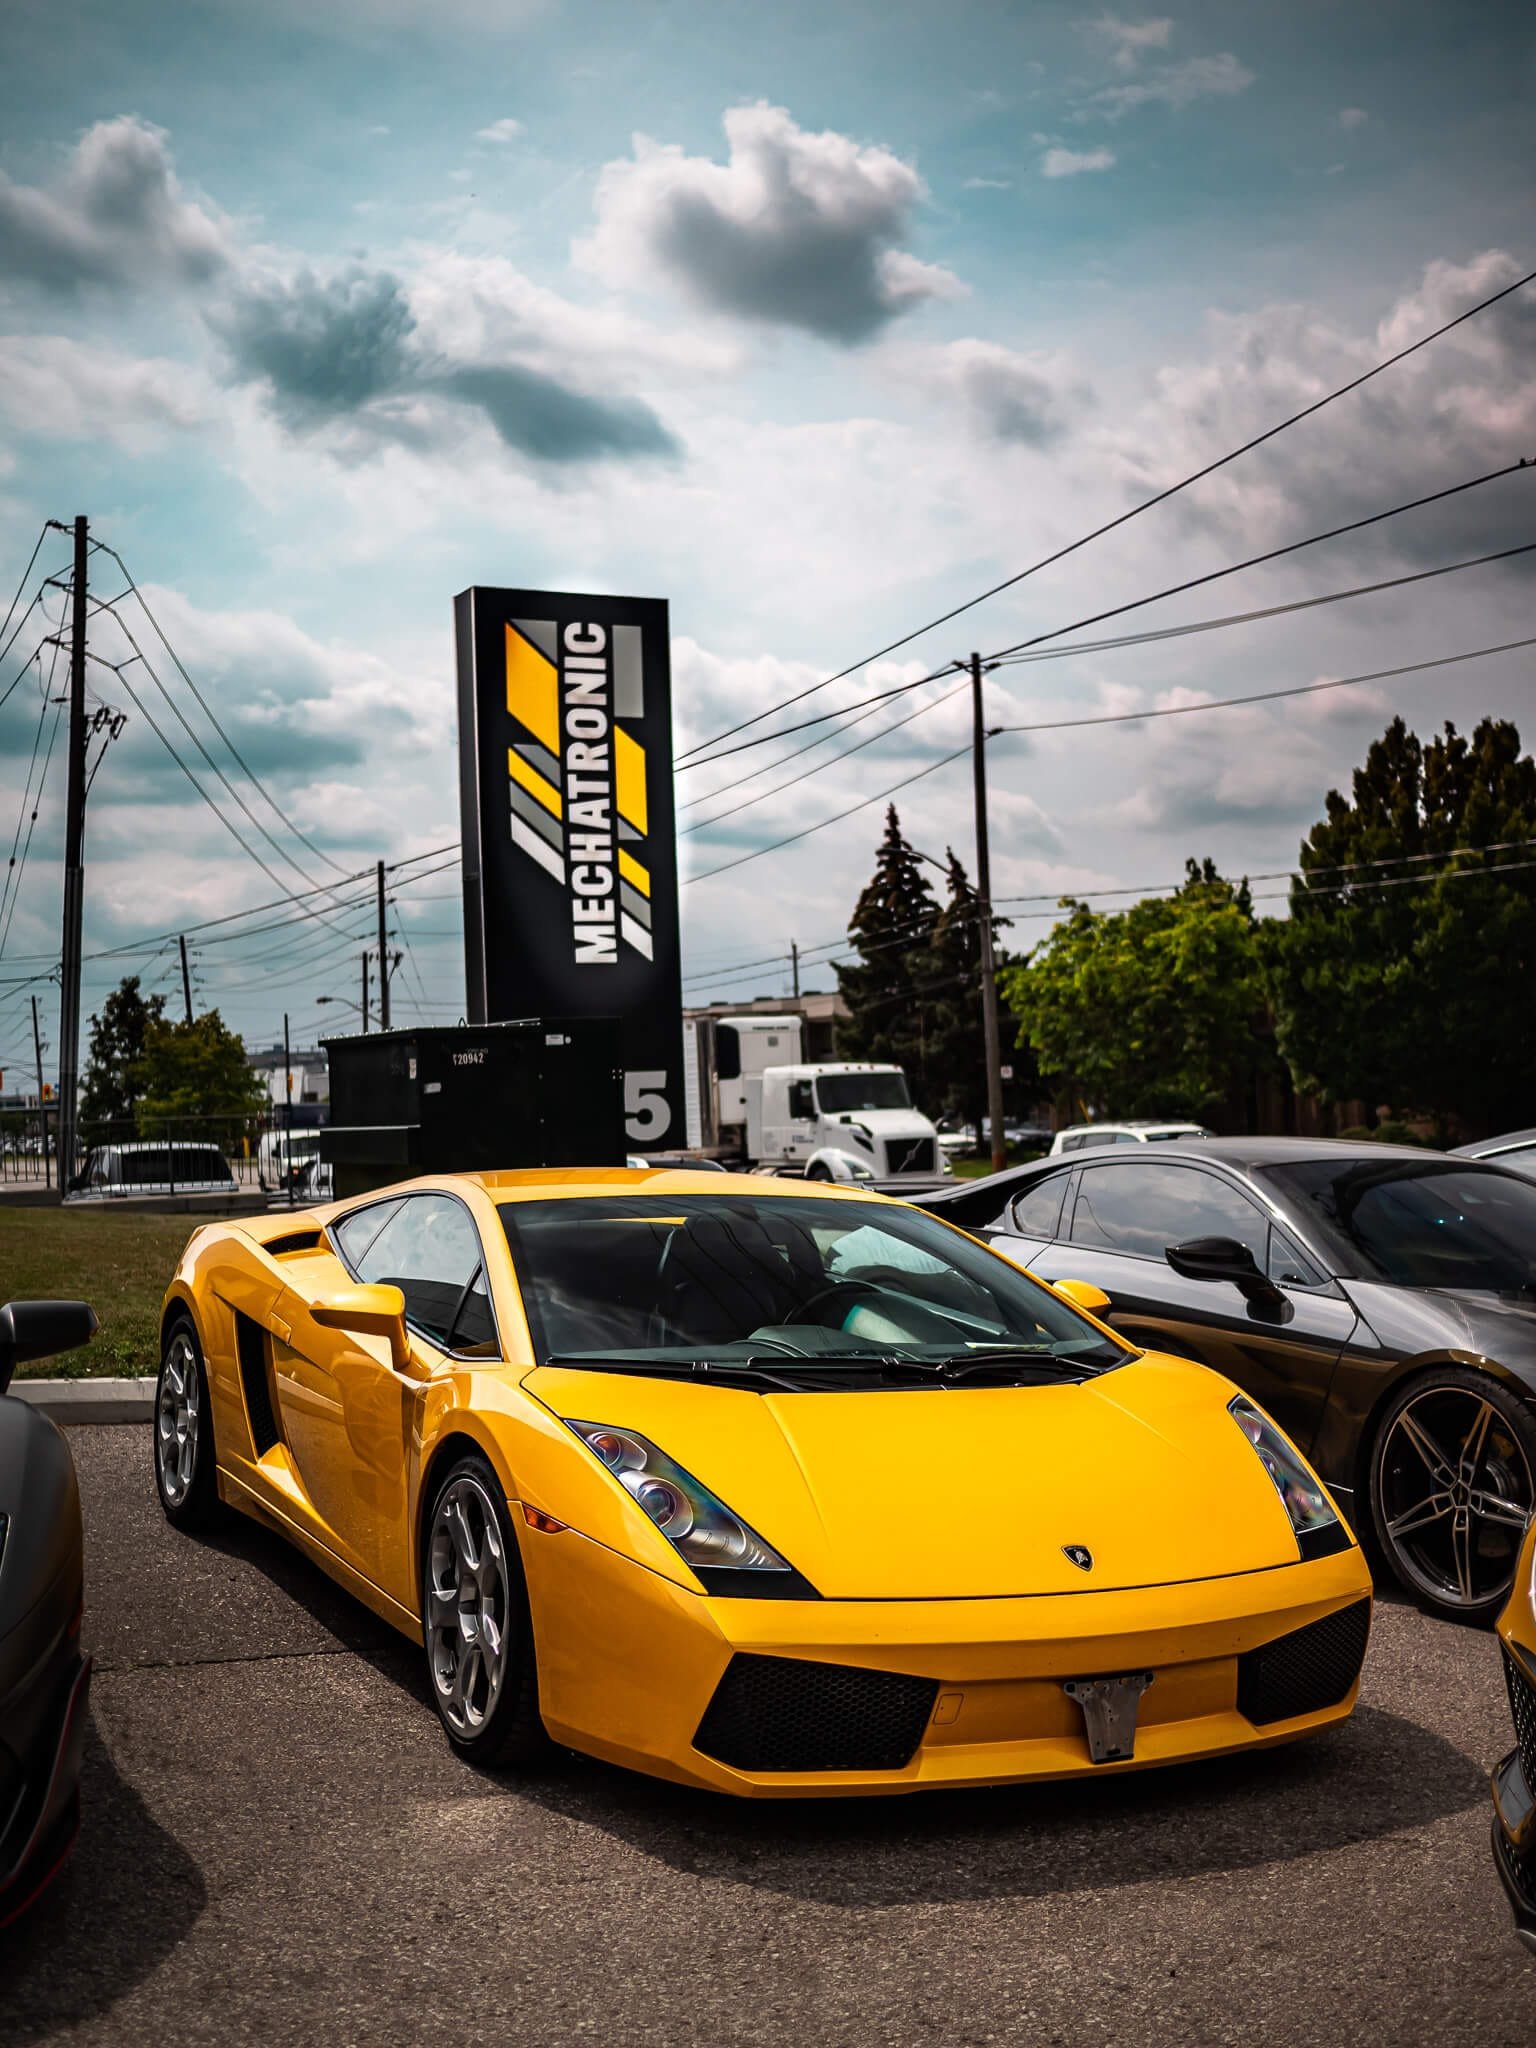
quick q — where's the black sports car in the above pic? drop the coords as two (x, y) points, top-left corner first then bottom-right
(918, 1138), (1536, 1624)
(0, 1299), (97, 1924)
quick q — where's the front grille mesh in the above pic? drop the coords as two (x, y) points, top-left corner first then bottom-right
(1495, 1809), (1536, 1908)
(693, 1654), (938, 1772)
(1237, 1599), (1370, 1726)
(1503, 1643), (1536, 1792)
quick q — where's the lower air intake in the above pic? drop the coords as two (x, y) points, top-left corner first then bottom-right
(693, 1654), (939, 1772)
(1503, 1643), (1536, 1792)
(1237, 1598), (1370, 1726)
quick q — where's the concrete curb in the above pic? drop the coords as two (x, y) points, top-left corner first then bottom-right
(11, 1377), (155, 1423)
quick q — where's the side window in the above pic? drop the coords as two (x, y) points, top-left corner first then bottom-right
(1267, 1224), (1327, 1289)
(1006, 1173), (1069, 1240)
(348, 1194), (498, 1354)
(788, 1080), (815, 1120)
(1069, 1163), (1270, 1264)
(1077, 1130), (1117, 1149)
(332, 1197), (405, 1272)
(715, 1025), (741, 1082)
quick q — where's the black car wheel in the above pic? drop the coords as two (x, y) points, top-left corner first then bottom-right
(1368, 1367), (1536, 1624)
(153, 1315), (222, 1529)
(421, 1452), (548, 1768)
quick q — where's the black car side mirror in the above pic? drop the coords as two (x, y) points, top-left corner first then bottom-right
(1165, 1237), (1281, 1306)
(0, 1299), (99, 1394)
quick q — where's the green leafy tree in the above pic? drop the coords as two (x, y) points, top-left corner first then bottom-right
(835, 805), (941, 1101)
(1266, 716), (1536, 1135)
(80, 976), (167, 1127)
(133, 1010), (267, 1140)
(1002, 862), (1265, 1122)
(908, 847), (1032, 1140)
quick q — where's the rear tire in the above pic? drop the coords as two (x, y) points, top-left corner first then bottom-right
(421, 1452), (549, 1768)
(1366, 1366), (1536, 1625)
(153, 1314), (223, 1530)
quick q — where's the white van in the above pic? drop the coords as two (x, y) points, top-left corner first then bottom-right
(69, 1140), (238, 1198)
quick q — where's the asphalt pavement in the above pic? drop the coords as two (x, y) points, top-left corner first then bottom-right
(3, 1425), (1530, 2046)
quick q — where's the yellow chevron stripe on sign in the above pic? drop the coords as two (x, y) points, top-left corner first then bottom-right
(508, 747), (562, 818)
(506, 624), (559, 754)
(615, 727), (647, 836)
(617, 848), (650, 897)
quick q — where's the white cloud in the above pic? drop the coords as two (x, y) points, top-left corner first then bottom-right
(896, 339), (1090, 446)
(0, 336), (212, 447)
(475, 118), (525, 144)
(0, 117), (231, 294)
(1092, 52), (1254, 120)
(1041, 146), (1117, 178)
(576, 102), (965, 342)
(1093, 14), (1174, 70)
(963, 177), (1013, 191)
(1338, 107), (1369, 129)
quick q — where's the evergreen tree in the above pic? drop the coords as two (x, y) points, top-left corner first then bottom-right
(80, 976), (167, 1127)
(835, 806), (940, 1102)
(1266, 716), (1536, 1134)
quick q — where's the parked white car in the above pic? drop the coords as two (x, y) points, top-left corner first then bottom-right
(1048, 1120), (1212, 1155)
(68, 1140), (238, 1198)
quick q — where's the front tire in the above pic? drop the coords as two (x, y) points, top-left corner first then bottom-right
(421, 1453), (548, 1767)
(1367, 1367), (1536, 1625)
(154, 1315), (222, 1529)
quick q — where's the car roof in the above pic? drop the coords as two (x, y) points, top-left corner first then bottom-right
(1454, 1129), (1536, 1154)
(1050, 1134), (1450, 1170)
(344, 1167), (895, 1206)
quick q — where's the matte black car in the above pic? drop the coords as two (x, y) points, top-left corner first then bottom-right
(0, 1299), (97, 1923)
(918, 1139), (1536, 1624)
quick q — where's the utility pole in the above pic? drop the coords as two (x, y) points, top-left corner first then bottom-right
(55, 515), (88, 1199)
(969, 651), (1008, 1175)
(361, 950), (371, 1033)
(283, 1011), (294, 1210)
(376, 860), (390, 1030)
(31, 995), (49, 1191)
(790, 940), (800, 1000)
(179, 933), (194, 1024)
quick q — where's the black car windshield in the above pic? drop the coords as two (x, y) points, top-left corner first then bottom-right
(815, 1072), (911, 1113)
(1260, 1159), (1536, 1293)
(498, 1193), (1124, 1377)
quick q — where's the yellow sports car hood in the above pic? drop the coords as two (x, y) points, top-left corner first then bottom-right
(525, 1353), (1314, 1599)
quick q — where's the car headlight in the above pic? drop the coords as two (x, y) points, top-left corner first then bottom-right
(1229, 1396), (1344, 1548)
(565, 1421), (792, 1574)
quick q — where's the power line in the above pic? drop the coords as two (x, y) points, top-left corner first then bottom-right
(89, 540), (353, 878)
(684, 630), (1536, 873)
(0, 525), (50, 659)
(679, 476), (1535, 790)
(676, 259), (1536, 765)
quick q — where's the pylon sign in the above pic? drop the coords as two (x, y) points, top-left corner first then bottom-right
(455, 586), (684, 1151)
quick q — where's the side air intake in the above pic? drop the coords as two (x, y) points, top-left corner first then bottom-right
(234, 1310), (281, 1456)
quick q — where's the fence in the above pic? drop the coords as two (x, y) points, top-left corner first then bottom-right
(0, 1108), (327, 1201)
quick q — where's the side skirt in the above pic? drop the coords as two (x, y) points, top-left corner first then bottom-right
(216, 1466), (421, 1643)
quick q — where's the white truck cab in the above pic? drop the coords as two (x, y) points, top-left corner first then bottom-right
(745, 1063), (943, 1179)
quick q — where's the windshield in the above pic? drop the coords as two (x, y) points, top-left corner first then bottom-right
(815, 1072), (912, 1113)
(1260, 1159), (1536, 1293)
(499, 1193), (1124, 1378)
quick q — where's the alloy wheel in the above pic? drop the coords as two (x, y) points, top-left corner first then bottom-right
(156, 1331), (200, 1508)
(1376, 1385), (1534, 1611)
(426, 1475), (512, 1737)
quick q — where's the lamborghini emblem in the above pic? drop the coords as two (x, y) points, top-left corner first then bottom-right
(1063, 1544), (1094, 1572)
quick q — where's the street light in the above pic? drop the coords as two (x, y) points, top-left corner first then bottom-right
(314, 994), (365, 1017)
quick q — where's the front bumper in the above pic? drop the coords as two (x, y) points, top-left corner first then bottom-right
(522, 1531), (1372, 1797)
(0, 1649), (92, 1925)
(1490, 1630), (1536, 1955)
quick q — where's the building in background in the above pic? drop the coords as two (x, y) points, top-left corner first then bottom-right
(247, 1044), (329, 1114)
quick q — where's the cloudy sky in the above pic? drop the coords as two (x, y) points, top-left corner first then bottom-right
(0, 0), (1532, 1076)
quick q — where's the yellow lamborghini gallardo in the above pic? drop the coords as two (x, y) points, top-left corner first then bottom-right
(153, 1170), (1372, 1795)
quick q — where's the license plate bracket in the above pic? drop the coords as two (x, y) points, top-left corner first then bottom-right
(1062, 1671), (1154, 1763)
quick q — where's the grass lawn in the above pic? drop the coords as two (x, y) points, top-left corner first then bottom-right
(948, 1149), (1044, 1180)
(1, 1208), (221, 1377)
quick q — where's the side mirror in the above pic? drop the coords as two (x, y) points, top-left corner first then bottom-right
(0, 1299), (98, 1394)
(1166, 1237), (1280, 1305)
(309, 1284), (417, 1376)
(1052, 1278), (1111, 1316)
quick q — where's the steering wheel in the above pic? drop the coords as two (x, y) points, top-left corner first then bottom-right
(781, 1280), (886, 1328)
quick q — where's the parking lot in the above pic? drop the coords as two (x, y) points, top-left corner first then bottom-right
(4, 1424), (1531, 2046)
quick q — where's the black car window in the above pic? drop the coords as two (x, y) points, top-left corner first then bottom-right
(332, 1197), (405, 1272)
(345, 1194), (499, 1355)
(1069, 1161), (1270, 1265)
(1260, 1160), (1536, 1293)
(1267, 1223), (1327, 1289)
(1006, 1173), (1069, 1240)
